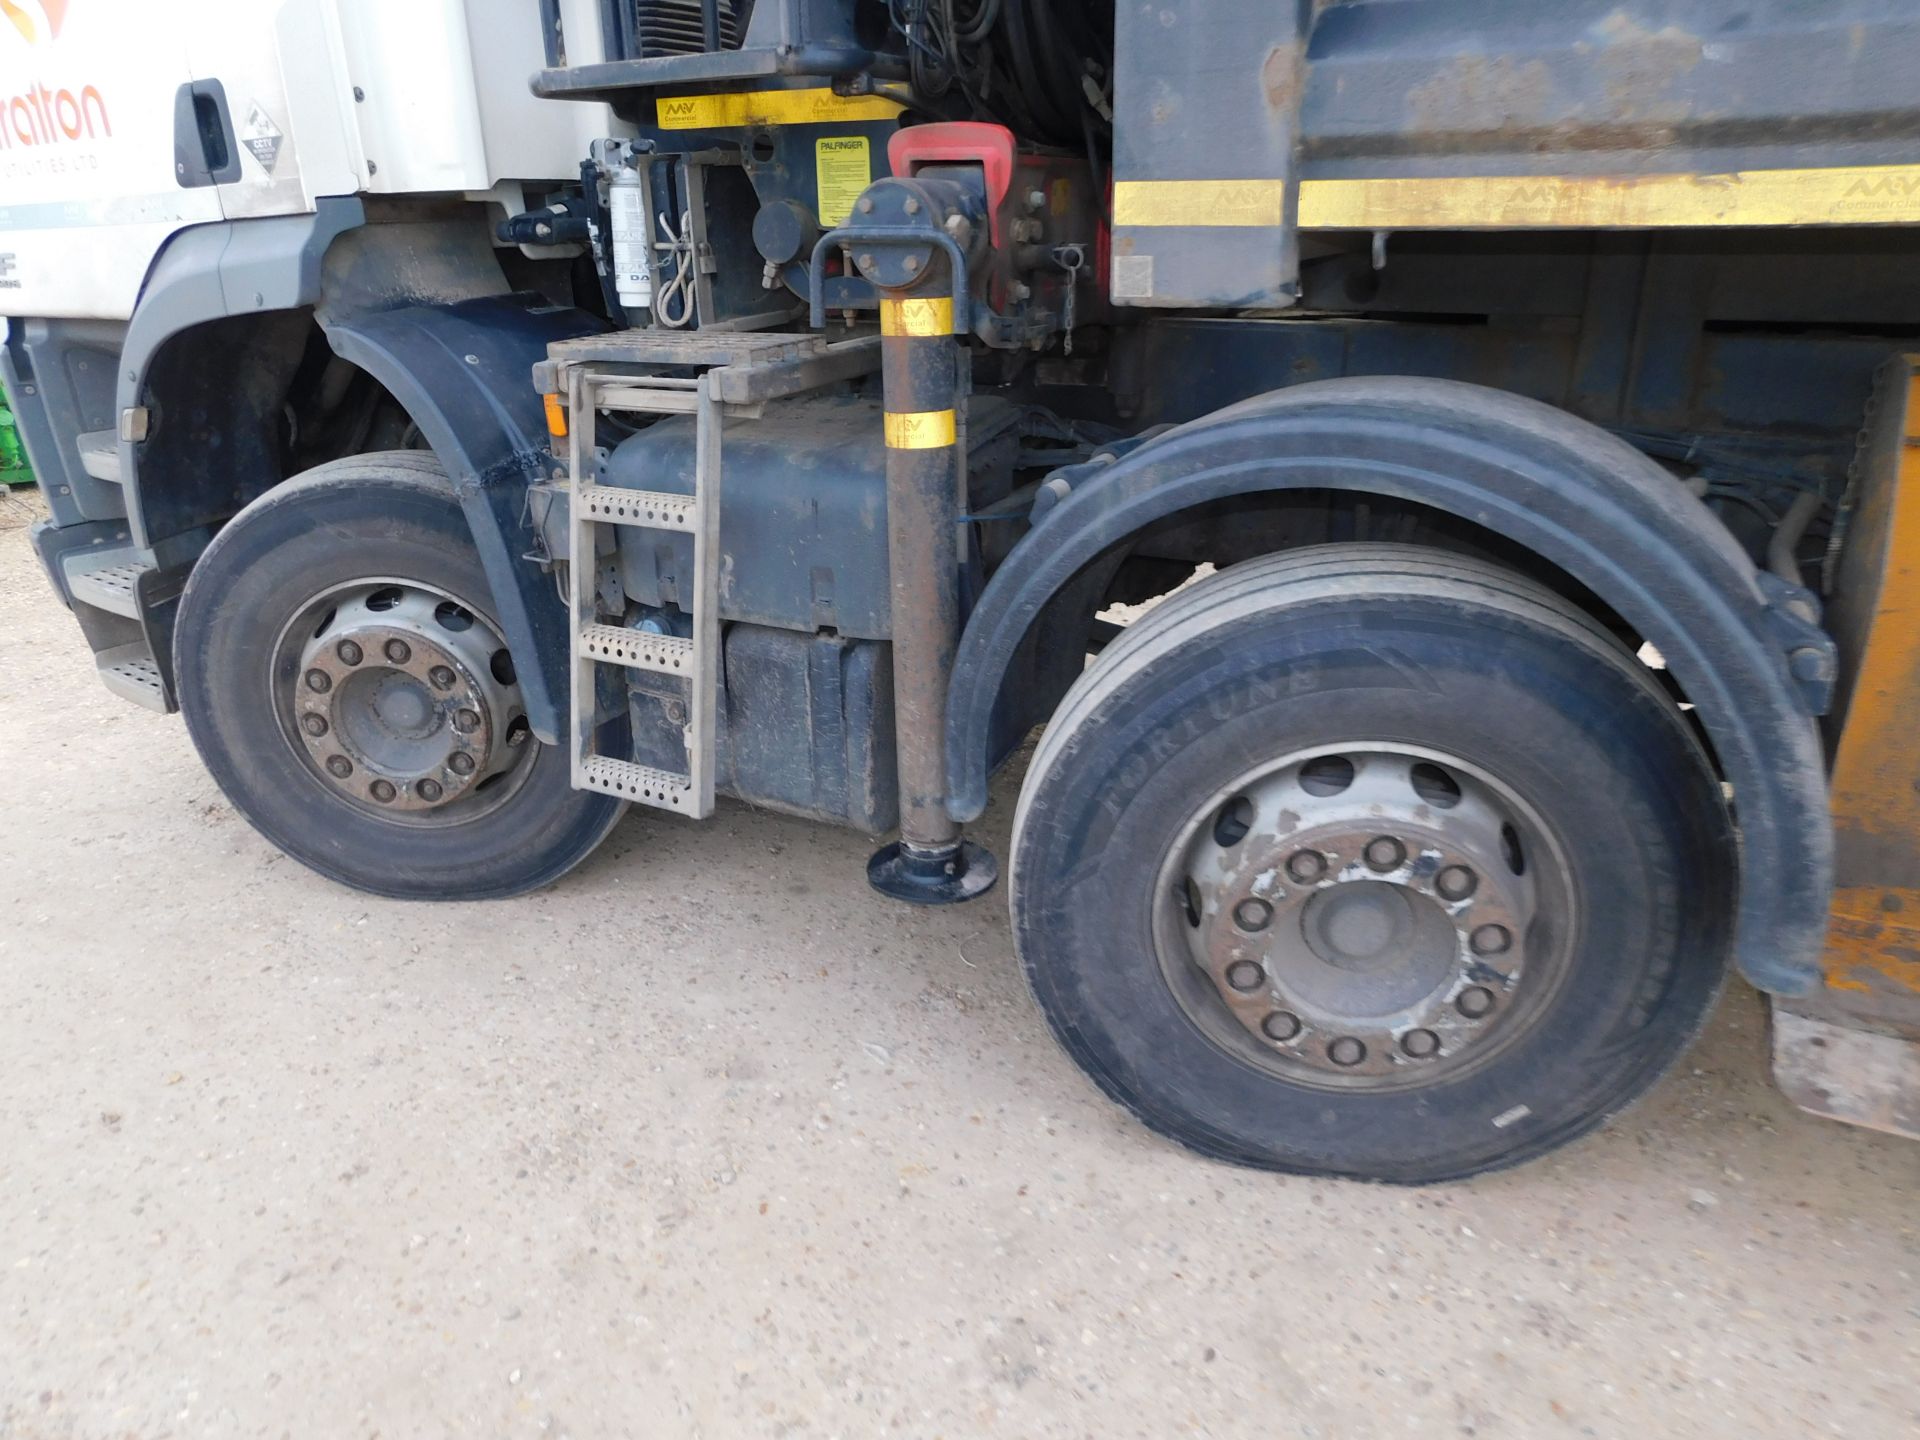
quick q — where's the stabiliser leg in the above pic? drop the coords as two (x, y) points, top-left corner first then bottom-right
(855, 189), (997, 904)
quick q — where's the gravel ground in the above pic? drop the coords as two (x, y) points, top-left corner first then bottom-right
(2, 489), (1917, 1440)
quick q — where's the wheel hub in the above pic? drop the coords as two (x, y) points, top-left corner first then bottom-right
(284, 583), (526, 816)
(1158, 747), (1568, 1089)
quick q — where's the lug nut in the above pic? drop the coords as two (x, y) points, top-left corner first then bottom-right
(324, 755), (353, 779)
(454, 709), (481, 734)
(1400, 1028), (1440, 1059)
(1470, 923), (1512, 955)
(415, 778), (442, 803)
(335, 639), (363, 666)
(1285, 849), (1326, 884)
(1364, 836), (1406, 872)
(1261, 1010), (1302, 1043)
(301, 714), (329, 737)
(369, 779), (396, 803)
(1456, 985), (1495, 1019)
(448, 752), (476, 776)
(1327, 1036), (1367, 1067)
(384, 639), (412, 664)
(429, 665), (456, 690)
(304, 669), (332, 694)
(1225, 959), (1266, 993)
(1435, 865), (1478, 902)
(1232, 898), (1273, 933)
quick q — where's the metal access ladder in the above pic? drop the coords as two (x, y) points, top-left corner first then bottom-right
(546, 330), (880, 819)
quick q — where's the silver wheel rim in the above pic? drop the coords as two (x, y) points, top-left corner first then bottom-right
(1151, 743), (1576, 1092)
(272, 579), (536, 826)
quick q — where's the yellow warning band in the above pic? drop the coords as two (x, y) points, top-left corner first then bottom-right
(1112, 179), (1287, 228)
(883, 410), (957, 450)
(656, 87), (904, 131)
(880, 298), (955, 337)
(1299, 165), (1920, 229)
(1113, 166), (1920, 231)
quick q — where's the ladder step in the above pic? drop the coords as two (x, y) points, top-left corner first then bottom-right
(577, 484), (696, 531)
(578, 755), (695, 810)
(579, 623), (696, 675)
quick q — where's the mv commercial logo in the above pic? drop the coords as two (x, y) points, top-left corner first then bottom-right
(0, 0), (112, 152)
(1845, 170), (1920, 200)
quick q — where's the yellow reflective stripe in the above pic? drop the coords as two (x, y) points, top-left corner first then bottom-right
(1297, 165), (1920, 229)
(879, 298), (954, 337)
(1111, 179), (1287, 228)
(1113, 167), (1920, 231)
(883, 410), (957, 449)
(655, 87), (904, 130)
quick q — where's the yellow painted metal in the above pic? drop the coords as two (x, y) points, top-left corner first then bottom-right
(883, 409), (957, 450)
(1297, 165), (1920, 230)
(655, 88), (903, 131)
(1111, 179), (1288, 228)
(1116, 168), (1920, 231)
(879, 298), (954, 338)
(1823, 357), (1920, 1012)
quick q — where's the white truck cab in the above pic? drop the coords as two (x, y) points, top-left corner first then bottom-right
(0, 0), (608, 319)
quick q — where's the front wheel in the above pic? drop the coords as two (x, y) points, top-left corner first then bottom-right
(174, 452), (625, 900)
(1010, 545), (1734, 1182)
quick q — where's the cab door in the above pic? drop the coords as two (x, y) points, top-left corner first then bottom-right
(0, 0), (224, 319)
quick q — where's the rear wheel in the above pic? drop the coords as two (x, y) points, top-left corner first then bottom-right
(1010, 544), (1733, 1182)
(175, 452), (625, 899)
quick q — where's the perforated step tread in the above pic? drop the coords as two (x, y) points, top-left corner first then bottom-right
(75, 430), (122, 483)
(95, 645), (168, 712)
(576, 484), (696, 530)
(578, 756), (694, 810)
(63, 546), (153, 618)
(579, 623), (696, 675)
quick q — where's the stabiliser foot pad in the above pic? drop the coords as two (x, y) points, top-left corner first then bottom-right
(867, 839), (999, 905)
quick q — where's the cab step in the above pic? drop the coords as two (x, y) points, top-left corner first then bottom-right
(94, 643), (169, 712)
(62, 545), (153, 619)
(75, 429), (123, 484)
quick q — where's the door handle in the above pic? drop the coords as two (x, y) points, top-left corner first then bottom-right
(173, 79), (241, 188)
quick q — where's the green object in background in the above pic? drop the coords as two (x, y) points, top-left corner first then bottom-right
(1, 382), (35, 487)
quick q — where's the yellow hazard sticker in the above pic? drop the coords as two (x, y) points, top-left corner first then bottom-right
(1112, 179), (1288, 228)
(883, 410), (958, 450)
(880, 298), (954, 337)
(655, 87), (903, 130)
(815, 136), (872, 227)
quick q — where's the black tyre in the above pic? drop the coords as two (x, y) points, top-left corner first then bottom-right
(174, 452), (625, 900)
(1010, 544), (1733, 1182)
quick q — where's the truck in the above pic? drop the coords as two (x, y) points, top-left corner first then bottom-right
(7, 0), (1920, 1182)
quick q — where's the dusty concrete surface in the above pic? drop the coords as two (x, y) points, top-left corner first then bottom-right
(2, 488), (1916, 1440)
